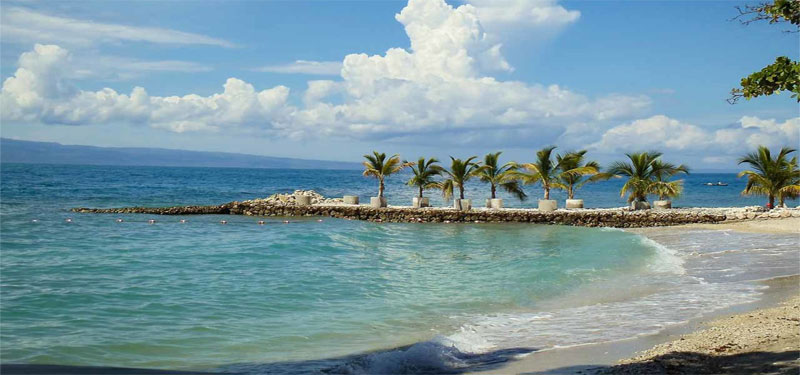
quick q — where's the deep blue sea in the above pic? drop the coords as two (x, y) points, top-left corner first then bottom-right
(1, 163), (797, 374)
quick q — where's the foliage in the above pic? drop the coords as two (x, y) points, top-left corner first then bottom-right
(555, 150), (614, 200)
(477, 152), (527, 201)
(514, 146), (598, 200)
(405, 157), (443, 198)
(650, 159), (690, 201)
(735, 0), (800, 26)
(607, 152), (689, 203)
(729, 56), (800, 103)
(738, 146), (800, 207)
(362, 151), (407, 197)
(730, 0), (800, 103)
(440, 156), (481, 201)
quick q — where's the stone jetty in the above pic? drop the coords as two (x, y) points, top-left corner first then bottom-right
(71, 190), (800, 228)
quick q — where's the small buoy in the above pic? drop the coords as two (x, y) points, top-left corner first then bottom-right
(116, 218), (124, 223)
(65, 218), (73, 223)
(179, 219), (187, 223)
(257, 220), (266, 225)
(148, 219), (156, 224)
(474, 220), (481, 224)
(283, 220), (290, 224)
(444, 220), (451, 224)
(220, 220), (228, 224)
(375, 218), (383, 223)
(31, 219), (38, 223)
(316, 219), (323, 222)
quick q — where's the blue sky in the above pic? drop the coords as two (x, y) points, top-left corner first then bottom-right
(1, 0), (797, 169)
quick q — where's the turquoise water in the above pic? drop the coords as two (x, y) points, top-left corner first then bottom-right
(1, 164), (796, 373)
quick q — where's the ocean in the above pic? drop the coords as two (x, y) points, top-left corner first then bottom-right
(1, 163), (797, 374)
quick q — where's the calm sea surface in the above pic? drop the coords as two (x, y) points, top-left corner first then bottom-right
(1, 163), (797, 373)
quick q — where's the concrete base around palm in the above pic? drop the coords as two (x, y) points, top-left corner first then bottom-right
(370, 196), (387, 208)
(654, 200), (672, 209)
(489, 198), (503, 209)
(412, 197), (430, 208)
(454, 199), (472, 211)
(296, 195), (312, 206)
(566, 199), (584, 209)
(631, 201), (651, 210)
(538, 199), (557, 212)
(343, 195), (359, 205)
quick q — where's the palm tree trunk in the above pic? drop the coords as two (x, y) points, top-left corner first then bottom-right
(378, 179), (384, 197)
(544, 186), (550, 200)
(418, 186), (423, 198)
(460, 186), (465, 200)
(491, 184), (496, 199)
(769, 195), (775, 209)
(568, 186), (574, 200)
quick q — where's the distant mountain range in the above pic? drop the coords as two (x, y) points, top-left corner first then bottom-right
(0, 138), (361, 170)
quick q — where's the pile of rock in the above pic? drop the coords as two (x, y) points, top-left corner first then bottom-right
(244, 190), (342, 206)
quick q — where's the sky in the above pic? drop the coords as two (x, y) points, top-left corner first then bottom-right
(1, 0), (798, 169)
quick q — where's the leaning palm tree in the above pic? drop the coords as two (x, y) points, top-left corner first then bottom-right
(738, 146), (800, 208)
(650, 159), (690, 201)
(554, 150), (611, 200)
(362, 151), (407, 199)
(405, 157), (443, 198)
(607, 151), (663, 204)
(477, 152), (527, 201)
(440, 156), (481, 201)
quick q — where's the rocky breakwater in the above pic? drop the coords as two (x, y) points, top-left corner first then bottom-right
(72, 192), (800, 228)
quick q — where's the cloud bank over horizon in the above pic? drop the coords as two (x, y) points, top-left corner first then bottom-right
(1, 0), (649, 136)
(1, 0), (797, 166)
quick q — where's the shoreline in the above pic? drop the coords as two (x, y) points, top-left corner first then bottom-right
(471, 217), (799, 375)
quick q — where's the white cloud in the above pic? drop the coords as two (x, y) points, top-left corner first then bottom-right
(589, 115), (800, 160)
(1, 7), (235, 48)
(1, 0), (649, 141)
(255, 61), (342, 75)
(1, 45), (289, 132)
(465, 0), (580, 30)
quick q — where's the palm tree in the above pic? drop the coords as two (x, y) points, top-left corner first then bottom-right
(738, 146), (800, 208)
(362, 151), (406, 198)
(514, 146), (594, 200)
(477, 152), (527, 201)
(406, 157), (443, 198)
(650, 159), (690, 201)
(607, 151), (688, 204)
(554, 150), (611, 200)
(440, 156), (481, 201)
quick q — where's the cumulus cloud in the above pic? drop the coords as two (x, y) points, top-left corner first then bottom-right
(2, 0), (649, 141)
(1, 7), (235, 48)
(1, 44), (290, 132)
(255, 60), (343, 75)
(589, 115), (800, 162)
(465, 0), (580, 30)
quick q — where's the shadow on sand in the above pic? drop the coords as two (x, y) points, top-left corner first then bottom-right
(522, 350), (800, 375)
(2, 342), (537, 375)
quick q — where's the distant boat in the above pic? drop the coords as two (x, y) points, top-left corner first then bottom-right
(705, 182), (728, 186)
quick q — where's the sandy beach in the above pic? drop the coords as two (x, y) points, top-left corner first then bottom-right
(599, 293), (799, 374)
(644, 216), (800, 235)
(473, 217), (800, 375)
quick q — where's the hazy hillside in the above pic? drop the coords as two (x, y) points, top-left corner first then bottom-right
(0, 138), (360, 170)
